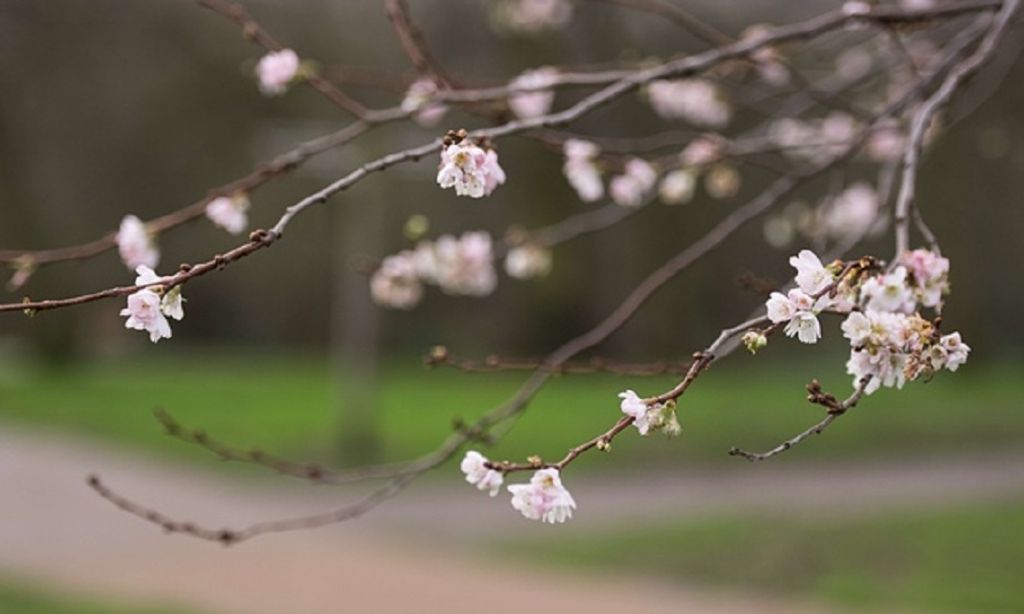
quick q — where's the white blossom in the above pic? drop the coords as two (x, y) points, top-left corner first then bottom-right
(437, 142), (505, 198)
(432, 231), (498, 296)
(255, 49), (300, 96)
(823, 183), (879, 241)
(940, 332), (970, 371)
(507, 468), (576, 523)
(491, 0), (572, 33)
(401, 78), (448, 127)
(861, 266), (916, 314)
(205, 194), (250, 235)
(658, 169), (697, 205)
(618, 389), (675, 436)
(505, 244), (552, 280)
(609, 158), (657, 207)
(646, 79), (730, 127)
(789, 249), (832, 295)
(120, 266), (182, 343)
(370, 251), (423, 310)
(562, 139), (604, 202)
(460, 451), (504, 496)
(508, 67), (558, 119)
(116, 215), (159, 271)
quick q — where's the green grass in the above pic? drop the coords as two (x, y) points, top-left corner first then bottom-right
(0, 352), (1021, 474)
(500, 500), (1024, 613)
(0, 578), (192, 614)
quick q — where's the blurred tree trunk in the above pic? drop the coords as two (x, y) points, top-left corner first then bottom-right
(330, 184), (384, 465)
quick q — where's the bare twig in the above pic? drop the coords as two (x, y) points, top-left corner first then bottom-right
(729, 378), (871, 461)
(893, 0), (1019, 256)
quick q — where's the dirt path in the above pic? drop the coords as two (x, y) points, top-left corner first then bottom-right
(2, 424), (1022, 613)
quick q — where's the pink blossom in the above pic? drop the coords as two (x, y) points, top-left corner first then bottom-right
(680, 135), (723, 167)
(646, 79), (730, 127)
(370, 251), (423, 309)
(508, 67), (558, 119)
(255, 49), (300, 96)
(205, 195), (250, 235)
(116, 215), (159, 271)
(609, 158), (657, 207)
(120, 266), (182, 343)
(823, 183), (879, 241)
(437, 142), (505, 198)
(401, 78), (448, 127)
(460, 451), (504, 496)
(492, 0), (572, 33)
(900, 249), (949, 308)
(507, 468), (576, 523)
(562, 139), (604, 202)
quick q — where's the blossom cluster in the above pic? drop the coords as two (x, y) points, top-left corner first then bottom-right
(371, 231), (498, 309)
(559, 134), (741, 207)
(562, 139), (604, 203)
(462, 451), (576, 524)
(508, 67), (558, 119)
(120, 266), (184, 343)
(488, 0), (572, 33)
(436, 134), (506, 199)
(762, 248), (967, 394)
(646, 79), (731, 128)
(764, 182), (883, 249)
(609, 158), (658, 207)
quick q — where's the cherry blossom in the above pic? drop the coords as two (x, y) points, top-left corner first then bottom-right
(508, 67), (558, 119)
(116, 215), (159, 271)
(562, 139), (604, 202)
(491, 0), (572, 33)
(609, 158), (657, 207)
(789, 249), (833, 295)
(401, 78), (448, 127)
(505, 244), (552, 280)
(437, 141), (505, 198)
(766, 286), (827, 344)
(460, 451), (504, 496)
(120, 266), (183, 343)
(861, 266), (916, 314)
(255, 49), (300, 96)
(900, 248), (949, 309)
(370, 252), (423, 309)
(618, 390), (678, 436)
(646, 79), (730, 127)
(680, 134), (724, 167)
(433, 231), (498, 296)
(205, 194), (250, 235)
(822, 183), (879, 241)
(507, 468), (576, 523)
(704, 164), (741, 200)
(659, 169), (697, 205)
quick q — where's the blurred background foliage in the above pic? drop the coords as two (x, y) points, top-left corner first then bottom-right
(1, 0), (1022, 363)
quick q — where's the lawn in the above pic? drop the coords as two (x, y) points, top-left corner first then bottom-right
(0, 578), (191, 614)
(0, 351), (1020, 475)
(500, 499), (1024, 613)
